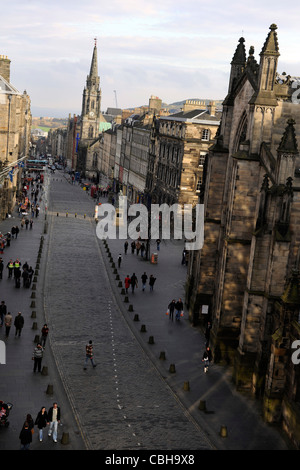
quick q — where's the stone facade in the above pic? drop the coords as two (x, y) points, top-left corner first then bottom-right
(0, 55), (31, 219)
(186, 24), (300, 447)
(146, 101), (220, 207)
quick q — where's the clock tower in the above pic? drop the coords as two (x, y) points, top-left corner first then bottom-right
(80, 38), (102, 140)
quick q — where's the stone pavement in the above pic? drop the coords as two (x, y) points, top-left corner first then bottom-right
(0, 169), (292, 451)
(0, 174), (85, 450)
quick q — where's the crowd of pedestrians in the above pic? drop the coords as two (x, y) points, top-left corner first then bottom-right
(19, 402), (61, 449)
(0, 170), (64, 449)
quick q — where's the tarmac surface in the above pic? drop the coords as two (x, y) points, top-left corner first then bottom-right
(0, 169), (292, 453)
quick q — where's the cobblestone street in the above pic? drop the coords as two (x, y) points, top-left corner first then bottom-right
(44, 174), (214, 450)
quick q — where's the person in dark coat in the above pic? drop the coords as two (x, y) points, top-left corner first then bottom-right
(130, 273), (138, 293)
(0, 258), (3, 279)
(149, 275), (156, 292)
(35, 407), (48, 441)
(141, 272), (148, 291)
(14, 312), (24, 337)
(175, 298), (183, 320)
(19, 422), (32, 450)
(0, 300), (7, 326)
(168, 299), (176, 321)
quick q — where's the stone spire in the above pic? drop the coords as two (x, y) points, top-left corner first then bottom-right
(223, 37), (246, 105)
(277, 119), (298, 155)
(87, 38), (100, 89)
(260, 23), (280, 57)
(250, 24), (280, 106)
(89, 38), (98, 79)
(231, 37), (247, 66)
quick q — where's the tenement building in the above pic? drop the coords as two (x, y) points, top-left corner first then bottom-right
(186, 24), (300, 447)
(0, 55), (31, 219)
(146, 100), (221, 207)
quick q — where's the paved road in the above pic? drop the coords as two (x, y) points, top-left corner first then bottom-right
(43, 174), (214, 450)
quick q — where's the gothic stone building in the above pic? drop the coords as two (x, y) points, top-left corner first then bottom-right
(186, 24), (300, 447)
(66, 41), (108, 176)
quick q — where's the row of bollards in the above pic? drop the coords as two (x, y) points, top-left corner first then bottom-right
(102, 239), (228, 440)
(29, 235), (70, 445)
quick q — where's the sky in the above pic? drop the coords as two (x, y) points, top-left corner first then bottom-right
(1, 0), (300, 118)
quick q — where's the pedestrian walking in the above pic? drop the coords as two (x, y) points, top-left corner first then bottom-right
(84, 340), (97, 370)
(48, 402), (60, 443)
(19, 422), (32, 450)
(32, 343), (44, 372)
(124, 240), (128, 254)
(22, 413), (34, 435)
(11, 226), (16, 239)
(14, 312), (24, 337)
(15, 225), (19, 239)
(21, 217), (25, 229)
(30, 219), (33, 229)
(4, 312), (12, 337)
(131, 241), (136, 254)
(118, 253), (122, 268)
(35, 407), (49, 441)
(22, 268), (29, 287)
(130, 273), (138, 293)
(14, 266), (21, 288)
(7, 259), (14, 278)
(27, 266), (34, 285)
(135, 240), (141, 255)
(41, 324), (49, 347)
(0, 258), (3, 280)
(168, 299), (176, 321)
(25, 218), (29, 229)
(202, 346), (212, 373)
(124, 275), (131, 294)
(141, 272), (148, 291)
(175, 298), (183, 321)
(156, 239), (161, 251)
(140, 242), (145, 257)
(149, 274), (156, 292)
(0, 300), (7, 327)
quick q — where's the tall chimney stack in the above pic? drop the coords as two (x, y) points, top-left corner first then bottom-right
(0, 55), (11, 83)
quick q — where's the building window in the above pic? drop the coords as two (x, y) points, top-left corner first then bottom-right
(196, 178), (202, 192)
(89, 126), (94, 138)
(201, 129), (210, 141)
(92, 153), (98, 168)
(199, 152), (207, 166)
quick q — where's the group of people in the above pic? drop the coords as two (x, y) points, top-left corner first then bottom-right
(123, 238), (162, 257)
(167, 298), (184, 321)
(124, 272), (156, 294)
(19, 402), (61, 449)
(5, 258), (34, 288)
(0, 304), (24, 338)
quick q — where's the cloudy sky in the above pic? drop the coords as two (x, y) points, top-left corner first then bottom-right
(1, 0), (300, 117)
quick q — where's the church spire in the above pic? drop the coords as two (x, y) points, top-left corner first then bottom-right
(89, 38), (98, 79)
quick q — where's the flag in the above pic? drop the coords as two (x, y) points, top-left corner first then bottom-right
(8, 169), (13, 182)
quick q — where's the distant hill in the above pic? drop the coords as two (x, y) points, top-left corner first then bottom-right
(31, 116), (68, 130)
